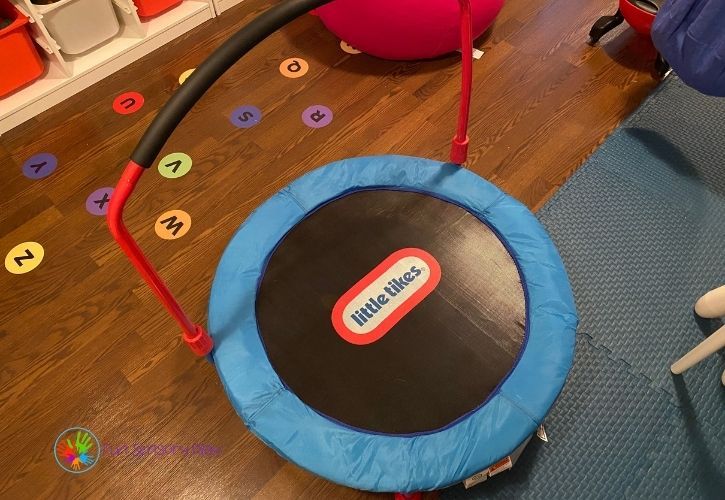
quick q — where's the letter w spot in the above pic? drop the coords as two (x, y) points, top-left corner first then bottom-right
(159, 216), (184, 236)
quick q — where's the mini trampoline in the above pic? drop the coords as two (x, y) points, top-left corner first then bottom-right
(108, 0), (577, 496)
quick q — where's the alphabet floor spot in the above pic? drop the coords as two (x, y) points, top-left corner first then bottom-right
(155, 210), (191, 240)
(340, 41), (361, 54)
(86, 187), (114, 216)
(158, 152), (192, 179)
(113, 91), (145, 115)
(179, 69), (195, 85)
(230, 105), (262, 128)
(279, 58), (309, 78)
(22, 153), (57, 179)
(5, 242), (44, 274)
(302, 105), (333, 128)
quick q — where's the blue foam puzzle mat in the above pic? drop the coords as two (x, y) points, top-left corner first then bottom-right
(443, 76), (725, 499)
(442, 334), (672, 499)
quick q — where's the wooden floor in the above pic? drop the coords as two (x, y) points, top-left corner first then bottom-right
(0, 0), (659, 498)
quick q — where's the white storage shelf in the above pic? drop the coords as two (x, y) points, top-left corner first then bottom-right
(0, 0), (220, 134)
(213, 0), (243, 14)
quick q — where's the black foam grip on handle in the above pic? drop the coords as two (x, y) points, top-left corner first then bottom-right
(131, 0), (333, 168)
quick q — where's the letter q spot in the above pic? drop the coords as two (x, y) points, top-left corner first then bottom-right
(331, 248), (441, 345)
(279, 57), (309, 78)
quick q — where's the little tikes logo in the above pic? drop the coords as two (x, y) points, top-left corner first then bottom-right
(332, 248), (441, 345)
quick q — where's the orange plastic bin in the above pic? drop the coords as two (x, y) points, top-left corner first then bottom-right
(0, 0), (44, 98)
(133, 0), (182, 18)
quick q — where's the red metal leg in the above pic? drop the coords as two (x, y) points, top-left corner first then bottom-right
(107, 161), (213, 356)
(450, 0), (473, 165)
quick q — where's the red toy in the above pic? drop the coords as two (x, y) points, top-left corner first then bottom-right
(588, 0), (668, 76)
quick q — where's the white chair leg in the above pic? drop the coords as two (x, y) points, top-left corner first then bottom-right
(694, 285), (725, 318)
(671, 324), (725, 375)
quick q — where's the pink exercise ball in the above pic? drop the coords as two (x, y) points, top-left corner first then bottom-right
(317, 0), (504, 60)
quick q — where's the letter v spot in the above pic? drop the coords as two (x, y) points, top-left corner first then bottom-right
(155, 210), (191, 240)
(158, 153), (192, 179)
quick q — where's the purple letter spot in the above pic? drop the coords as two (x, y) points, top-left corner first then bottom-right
(302, 105), (333, 128)
(22, 153), (57, 179)
(230, 105), (262, 128)
(86, 187), (114, 216)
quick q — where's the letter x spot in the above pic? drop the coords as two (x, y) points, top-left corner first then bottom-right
(94, 193), (111, 209)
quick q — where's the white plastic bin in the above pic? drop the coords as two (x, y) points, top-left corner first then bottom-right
(36, 0), (120, 55)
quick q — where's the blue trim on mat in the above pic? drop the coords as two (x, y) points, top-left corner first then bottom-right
(208, 155), (578, 493)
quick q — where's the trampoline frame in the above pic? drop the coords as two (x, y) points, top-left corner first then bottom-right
(208, 155), (578, 492)
(107, 0), (577, 494)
